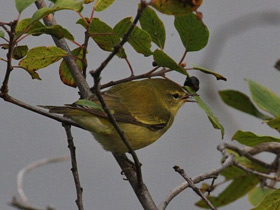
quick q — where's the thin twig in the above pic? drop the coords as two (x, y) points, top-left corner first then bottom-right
(0, 20), (17, 94)
(233, 160), (280, 181)
(158, 156), (234, 210)
(17, 156), (69, 205)
(0, 94), (81, 128)
(90, 0), (148, 186)
(222, 142), (272, 169)
(93, 84), (143, 186)
(62, 124), (84, 210)
(173, 166), (217, 210)
(10, 197), (55, 210)
(12, 156), (68, 210)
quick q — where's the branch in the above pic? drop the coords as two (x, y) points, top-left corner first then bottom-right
(173, 166), (217, 210)
(62, 124), (84, 210)
(11, 156), (68, 210)
(0, 94), (81, 128)
(10, 197), (55, 210)
(89, 0), (149, 187)
(159, 155), (234, 210)
(0, 20), (17, 94)
(35, 0), (93, 99)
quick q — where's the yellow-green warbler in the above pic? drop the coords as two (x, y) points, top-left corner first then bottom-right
(43, 78), (190, 154)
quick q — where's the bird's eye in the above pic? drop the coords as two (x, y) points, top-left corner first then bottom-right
(172, 93), (180, 99)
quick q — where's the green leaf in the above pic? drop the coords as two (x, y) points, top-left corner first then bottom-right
(193, 65), (226, 81)
(139, 6), (165, 49)
(75, 99), (103, 110)
(219, 90), (272, 120)
(59, 47), (83, 87)
(246, 79), (280, 117)
(232, 130), (280, 147)
(196, 175), (259, 208)
(186, 86), (224, 138)
(15, 0), (36, 13)
(29, 25), (74, 41)
(31, 0), (83, 23)
(16, 18), (45, 37)
(12, 45), (28, 60)
(174, 13), (209, 52)
(153, 49), (186, 75)
(221, 166), (248, 180)
(248, 187), (275, 207)
(0, 30), (5, 38)
(114, 17), (152, 56)
(94, 0), (115, 12)
(19, 46), (67, 79)
(251, 188), (280, 210)
(86, 18), (126, 58)
(151, 0), (200, 16)
(267, 116), (280, 132)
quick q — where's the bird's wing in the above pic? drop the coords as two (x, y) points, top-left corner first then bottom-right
(100, 83), (171, 129)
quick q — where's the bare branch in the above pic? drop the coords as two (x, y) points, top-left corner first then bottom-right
(159, 156), (234, 210)
(10, 197), (55, 210)
(13, 156), (68, 210)
(173, 166), (217, 210)
(0, 94), (81, 128)
(90, 0), (149, 187)
(62, 124), (84, 210)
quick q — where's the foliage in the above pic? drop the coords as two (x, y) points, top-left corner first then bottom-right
(209, 79), (280, 209)
(4, 0), (279, 210)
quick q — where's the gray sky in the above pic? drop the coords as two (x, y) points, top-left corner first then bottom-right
(1, 1), (280, 210)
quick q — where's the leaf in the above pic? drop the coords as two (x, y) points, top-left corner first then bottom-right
(85, 18), (126, 58)
(251, 188), (280, 210)
(151, 0), (202, 16)
(12, 45), (28, 60)
(74, 99), (103, 110)
(219, 90), (272, 120)
(29, 25), (74, 41)
(193, 65), (227, 81)
(114, 17), (152, 56)
(196, 175), (259, 208)
(16, 18), (45, 36)
(174, 13), (209, 52)
(94, 0), (115, 12)
(139, 6), (165, 49)
(186, 87), (224, 138)
(232, 130), (280, 147)
(15, 0), (36, 13)
(59, 47), (83, 87)
(31, 0), (83, 23)
(153, 49), (186, 75)
(246, 79), (280, 117)
(248, 187), (275, 207)
(19, 46), (67, 79)
(267, 116), (280, 132)
(0, 30), (5, 38)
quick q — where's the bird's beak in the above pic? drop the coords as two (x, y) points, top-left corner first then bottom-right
(181, 93), (197, 103)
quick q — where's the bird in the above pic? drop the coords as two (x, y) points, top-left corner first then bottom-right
(42, 78), (191, 154)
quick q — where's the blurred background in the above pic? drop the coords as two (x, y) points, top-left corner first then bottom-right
(1, 1), (280, 209)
